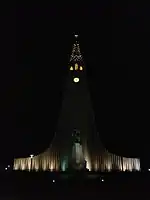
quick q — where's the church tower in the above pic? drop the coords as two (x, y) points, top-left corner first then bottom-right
(52, 34), (95, 171)
(13, 35), (141, 172)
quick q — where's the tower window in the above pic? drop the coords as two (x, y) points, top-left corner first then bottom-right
(70, 66), (73, 71)
(80, 66), (83, 70)
(75, 63), (78, 70)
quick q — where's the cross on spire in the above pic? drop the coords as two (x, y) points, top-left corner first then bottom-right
(74, 34), (78, 38)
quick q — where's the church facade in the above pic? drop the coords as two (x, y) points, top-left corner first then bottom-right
(13, 35), (140, 172)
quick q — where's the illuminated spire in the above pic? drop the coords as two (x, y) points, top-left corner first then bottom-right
(70, 34), (83, 62)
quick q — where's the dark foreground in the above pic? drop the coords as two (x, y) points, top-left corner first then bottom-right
(0, 171), (150, 199)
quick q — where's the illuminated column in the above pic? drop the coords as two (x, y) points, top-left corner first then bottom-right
(45, 157), (47, 170)
(117, 156), (119, 169)
(118, 157), (121, 171)
(51, 152), (54, 171)
(34, 157), (39, 171)
(43, 156), (47, 171)
(19, 159), (22, 170)
(39, 157), (41, 170)
(22, 159), (25, 170)
(56, 151), (58, 170)
(30, 155), (34, 171)
(53, 152), (55, 170)
(55, 151), (57, 170)
(54, 151), (56, 170)
(56, 151), (59, 171)
(100, 155), (102, 170)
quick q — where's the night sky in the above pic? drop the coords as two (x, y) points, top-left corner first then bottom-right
(0, 3), (150, 168)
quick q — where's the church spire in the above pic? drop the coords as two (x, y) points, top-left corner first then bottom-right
(70, 34), (83, 62)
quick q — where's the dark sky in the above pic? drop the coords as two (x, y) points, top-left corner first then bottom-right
(0, 3), (150, 167)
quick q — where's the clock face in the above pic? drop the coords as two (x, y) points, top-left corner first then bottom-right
(73, 77), (79, 83)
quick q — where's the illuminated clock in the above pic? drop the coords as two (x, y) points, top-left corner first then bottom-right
(73, 77), (79, 83)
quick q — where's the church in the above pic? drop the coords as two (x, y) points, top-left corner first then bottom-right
(13, 35), (140, 172)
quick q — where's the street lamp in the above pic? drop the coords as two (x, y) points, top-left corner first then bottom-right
(30, 154), (34, 171)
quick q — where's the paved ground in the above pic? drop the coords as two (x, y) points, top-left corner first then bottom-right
(0, 182), (149, 200)
(0, 172), (149, 199)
